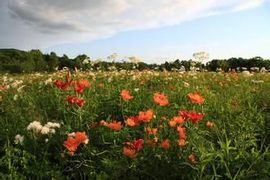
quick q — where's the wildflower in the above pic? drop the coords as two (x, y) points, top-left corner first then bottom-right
(179, 110), (204, 124)
(27, 121), (43, 133)
(40, 126), (51, 135)
(53, 71), (73, 90)
(160, 139), (170, 150)
(153, 92), (169, 106)
(188, 154), (197, 164)
(75, 132), (89, 144)
(100, 120), (122, 130)
(177, 126), (187, 140)
(63, 131), (89, 156)
(125, 116), (140, 127)
(66, 96), (86, 107)
(178, 139), (186, 147)
(183, 82), (190, 88)
(187, 92), (205, 105)
(169, 116), (184, 127)
(14, 134), (24, 145)
(120, 89), (133, 101)
(74, 79), (91, 94)
(146, 137), (158, 146)
(123, 147), (137, 158)
(206, 121), (214, 128)
(64, 137), (79, 156)
(123, 139), (144, 158)
(138, 109), (154, 122)
(145, 127), (158, 135)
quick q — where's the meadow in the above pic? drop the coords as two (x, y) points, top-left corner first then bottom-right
(0, 70), (269, 179)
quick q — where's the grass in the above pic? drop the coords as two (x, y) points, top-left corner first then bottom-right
(0, 70), (269, 179)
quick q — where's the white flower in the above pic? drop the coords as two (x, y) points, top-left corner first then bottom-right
(27, 121), (43, 132)
(14, 134), (24, 145)
(41, 126), (51, 135)
(13, 94), (18, 101)
(134, 88), (140, 92)
(183, 82), (190, 88)
(68, 132), (76, 137)
(45, 122), (60, 129)
(83, 139), (89, 144)
(44, 78), (52, 85)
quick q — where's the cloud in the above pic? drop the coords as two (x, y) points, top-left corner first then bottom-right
(0, 0), (266, 49)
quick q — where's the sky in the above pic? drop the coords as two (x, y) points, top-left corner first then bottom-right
(0, 0), (270, 63)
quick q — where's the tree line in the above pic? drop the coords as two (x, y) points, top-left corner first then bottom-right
(0, 49), (269, 73)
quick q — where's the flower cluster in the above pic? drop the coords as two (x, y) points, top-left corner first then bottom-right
(53, 71), (90, 108)
(27, 121), (60, 135)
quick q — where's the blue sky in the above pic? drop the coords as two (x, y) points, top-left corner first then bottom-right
(1, 0), (269, 63)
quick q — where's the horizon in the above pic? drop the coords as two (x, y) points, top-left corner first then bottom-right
(0, 0), (270, 64)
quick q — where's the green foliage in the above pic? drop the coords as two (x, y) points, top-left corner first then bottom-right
(0, 67), (269, 179)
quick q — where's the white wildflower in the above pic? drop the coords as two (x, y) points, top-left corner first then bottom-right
(14, 134), (24, 145)
(134, 88), (140, 92)
(68, 132), (76, 137)
(183, 82), (190, 88)
(40, 126), (51, 135)
(27, 121), (43, 133)
(13, 94), (18, 101)
(83, 139), (89, 144)
(44, 78), (52, 85)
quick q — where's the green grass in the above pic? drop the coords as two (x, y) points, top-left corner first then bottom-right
(0, 71), (269, 179)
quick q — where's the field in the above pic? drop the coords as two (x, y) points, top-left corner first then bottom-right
(0, 70), (270, 179)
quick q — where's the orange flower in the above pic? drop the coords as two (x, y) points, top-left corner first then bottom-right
(64, 137), (79, 156)
(160, 139), (170, 150)
(206, 121), (214, 129)
(178, 139), (186, 147)
(120, 89), (133, 101)
(138, 109), (154, 122)
(75, 132), (89, 144)
(100, 120), (122, 131)
(63, 131), (89, 156)
(187, 92), (205, 105)
(123, 146), (137, 158)
(74, 79), (91, 94)
(153, 92), (169, 106)
(123, 139), (144, 158)
(125, 116), (140, 126)
(188, 154), (197, 164)
(146, 137), (158, 146)
(169, 116), (184, 127)
(177, 126), (187, 140)
(145, 127), (158, 135)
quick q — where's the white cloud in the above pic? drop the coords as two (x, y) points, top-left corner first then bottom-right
(0, 0), (265, 49)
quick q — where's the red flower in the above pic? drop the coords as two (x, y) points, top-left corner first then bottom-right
(66, 96), (86, 107)
(53, 71), (73, 90)
(153, 92), (169, 106)
(179, 110), (204, 124)
(74, 79), (91, 94)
